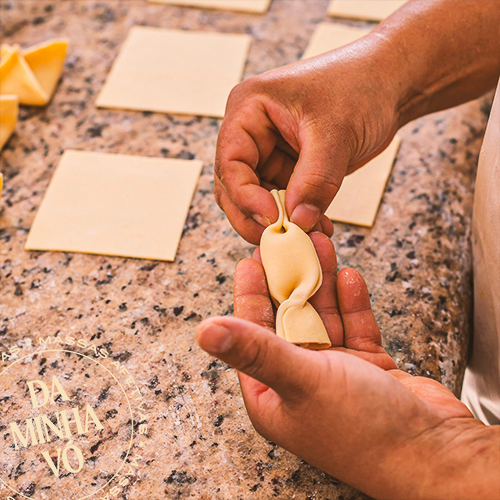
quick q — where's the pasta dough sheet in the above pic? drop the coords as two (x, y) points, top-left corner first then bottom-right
(327, 0), (407, 21)
(25, 150), (203, 261)
(149, 0), (272, 14)
(302, 23), (371, 59)
(303, 24), (400, 227)
(260, 190), (331, 350)
(96, 26), (251, 118)
(325, 137), (401, 227)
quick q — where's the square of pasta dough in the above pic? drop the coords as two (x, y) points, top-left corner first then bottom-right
(96, 26), (251, 118)
(325, 137), (401, 227)
(302, 23), (371, 59)
(25, 150), (203, 261)
(149, 0), (272, 14)
(327, 0), (407, 22)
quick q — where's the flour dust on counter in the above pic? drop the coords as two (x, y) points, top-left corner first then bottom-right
(96, 26), (252, 118)
(25, 150), (203, 261)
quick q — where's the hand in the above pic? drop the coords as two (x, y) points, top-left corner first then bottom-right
(214, 34), (402, 244)
(196, 234), (500, 500)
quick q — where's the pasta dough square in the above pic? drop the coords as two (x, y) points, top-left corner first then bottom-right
(149, 0), (272, 14)
(327, 0), (407, 21)
(302, 23), (371, 59)
(25, 150), (203, 261)
(96, 26), (251, 118)
(325, 137), (401, 227)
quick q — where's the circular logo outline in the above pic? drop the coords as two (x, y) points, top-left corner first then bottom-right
(0, 349), (135, 500)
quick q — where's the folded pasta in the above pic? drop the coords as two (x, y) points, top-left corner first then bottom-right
(260, 189), (331, 350)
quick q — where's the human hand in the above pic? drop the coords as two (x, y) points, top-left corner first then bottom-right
(214, 35), (402, 244)
(196, 234), (500, 500)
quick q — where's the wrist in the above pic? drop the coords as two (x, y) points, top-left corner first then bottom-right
(403, 419), (500, 500)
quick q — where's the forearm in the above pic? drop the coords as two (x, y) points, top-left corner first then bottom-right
(371, 0), (500, 126)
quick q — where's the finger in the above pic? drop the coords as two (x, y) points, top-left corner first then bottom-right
(234, 258), (275, 331)
(215, 99), (279, 225)
(196, 316), (319, 403)
(308, 233), (344, 347)
(311, 215), (334, 237)
(214, 176), (266, 245)
(337, 268), (384, 352)
(285, 125), (351, 232)
(233, 258), (278, 408)
(258, 146), (296, 186)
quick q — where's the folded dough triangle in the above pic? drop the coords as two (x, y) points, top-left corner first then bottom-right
(260, 190), (331, 350)
(23, 39), (68, 99)
(0, 44), (47, 105)
(0, 94), (19, 150)
(0, 39), (68, 106)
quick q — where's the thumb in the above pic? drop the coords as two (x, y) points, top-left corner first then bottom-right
(286, 126), (351, 232)
(196, 316), (318, 402)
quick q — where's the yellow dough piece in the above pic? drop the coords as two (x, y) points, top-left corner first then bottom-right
(0, 94), (19, 151)
(327, 0), (407, 22)
(23, 39), (69, 99)
(0, 39), (68, 106)
(25, 150), (203, 261)
(260, 190), (331, 350)
(96, 27), (251, 118)
(0, 44), (47, 105)
(149, 0), (272, 14)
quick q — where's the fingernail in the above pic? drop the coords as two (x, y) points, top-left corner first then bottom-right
(252, 213), (272, 227)
(291, 203), (321, 232)
(197, 322), (233, 354)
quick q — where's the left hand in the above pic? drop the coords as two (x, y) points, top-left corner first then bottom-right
(196, 233), (498, 500)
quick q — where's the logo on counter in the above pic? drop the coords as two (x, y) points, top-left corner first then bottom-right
(0, 335), (149, 500)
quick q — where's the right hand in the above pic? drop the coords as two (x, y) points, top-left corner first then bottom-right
(215, 33), (402, 244)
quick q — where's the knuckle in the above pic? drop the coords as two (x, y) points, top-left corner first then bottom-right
(300, 171), (342, 203)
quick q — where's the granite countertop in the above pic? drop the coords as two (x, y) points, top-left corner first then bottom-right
(0, 1), (492, 499)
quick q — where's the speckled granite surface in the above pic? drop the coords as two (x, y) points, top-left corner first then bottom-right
(0, 1), (492, 499)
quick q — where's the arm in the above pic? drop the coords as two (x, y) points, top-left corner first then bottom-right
(374, 0), (500, 125)
(215, 0), (500, 244)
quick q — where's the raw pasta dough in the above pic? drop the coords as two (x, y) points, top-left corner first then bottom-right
(0, 39), (68, 105)
(302, 23), (371, 60)
(0, 94), (19, 150)
(25, 150), (203, 261)
(260, 190), (331, 350)
(149, 0), (272, 14)
(327, 0), (407, 21)
(96, 27), (251, 118)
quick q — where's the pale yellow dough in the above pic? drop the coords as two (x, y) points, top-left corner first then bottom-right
(327, 0), (407, 21)
(302, 23), (371, 60)
(303, 23), (401, 227)
(149, 0), (272, 14)
(25, 150), (203, 261)
(260, 190), (331, 350)
(96, 27), (251, 118)
(326, 137), (401, 227)
(0, 94), (19, 151)
(0, 39), (68, 106)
